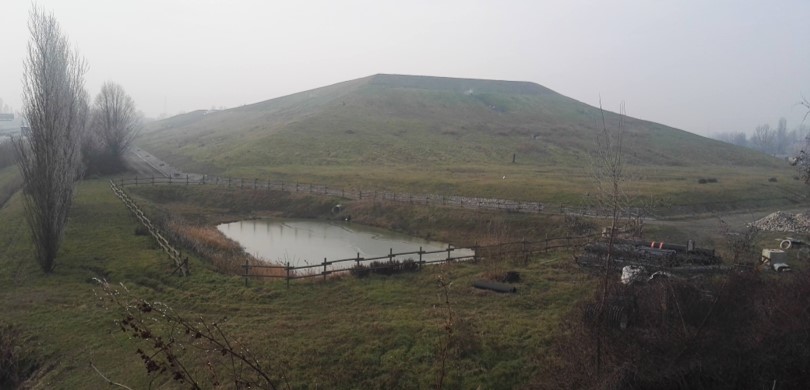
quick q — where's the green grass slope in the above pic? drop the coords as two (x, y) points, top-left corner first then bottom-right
(0, 179), (593, 388)
(139, 74), (804, 209)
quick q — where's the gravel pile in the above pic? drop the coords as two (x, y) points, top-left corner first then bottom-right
(751, 211), (810, 233)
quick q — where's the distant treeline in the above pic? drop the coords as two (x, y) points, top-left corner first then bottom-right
(713, 117), (810, 156)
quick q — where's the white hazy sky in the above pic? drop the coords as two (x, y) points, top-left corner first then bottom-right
(1, 0), (809, 136)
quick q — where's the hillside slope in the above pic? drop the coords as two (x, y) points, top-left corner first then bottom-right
(139, 74), (800, 206)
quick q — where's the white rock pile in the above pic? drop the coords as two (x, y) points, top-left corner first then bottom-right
(750, 211), (810, 233)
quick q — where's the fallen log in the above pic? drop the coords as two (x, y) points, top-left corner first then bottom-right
(473, 280), (517, 293)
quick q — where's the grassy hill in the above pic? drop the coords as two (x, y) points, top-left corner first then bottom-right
(140, 74), (805, 209)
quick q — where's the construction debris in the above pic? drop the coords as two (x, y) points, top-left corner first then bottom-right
(750, 210), (810, 233)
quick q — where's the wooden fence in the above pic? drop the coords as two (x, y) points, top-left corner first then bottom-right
(115, 175), (647, 218)
(242, 235), (597, 286)
(109, 176), (599, 283)
(109, 180), (189, 276)
(116, 175), (546, 214)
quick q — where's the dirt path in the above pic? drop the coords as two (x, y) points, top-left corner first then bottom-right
(644, 206), (810, 247)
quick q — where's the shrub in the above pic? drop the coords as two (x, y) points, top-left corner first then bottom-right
(349, 263), (370, 278)
(768, 177), (778, 182)
(0, 323), (41, 388)
(536, 269), (810, 389)
(134, 225), (149, 236)
(350, 259), (419, 278)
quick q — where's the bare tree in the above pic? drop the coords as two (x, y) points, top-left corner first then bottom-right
(589, 102), (629, 289)
(775, 117), (789, 154)
(87, 82), (141, 172)
(587, 102), (630, 377)
(789, 98), (810, 182)
(13, 7), (88, 273)
(750, 124), (775, 154)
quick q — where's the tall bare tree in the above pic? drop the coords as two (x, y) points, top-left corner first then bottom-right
(88, 82), (141, 172)
(13, 7), (88, 273)
(590, 102), (628, 289)
(587, 101), (631, 377)
(750, 124), (774, 154)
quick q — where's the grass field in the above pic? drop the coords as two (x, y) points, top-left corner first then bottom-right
(0, 179), (597, 388)
(4, 74), (809, 387)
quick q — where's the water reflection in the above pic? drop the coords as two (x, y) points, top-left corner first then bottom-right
(217, 219), (471, 268)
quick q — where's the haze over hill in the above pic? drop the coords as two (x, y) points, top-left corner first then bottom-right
(140, 74), (795, 205)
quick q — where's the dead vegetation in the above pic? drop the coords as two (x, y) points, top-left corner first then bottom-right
(164, 217), (284, 278)
(536, 269), (810, 389)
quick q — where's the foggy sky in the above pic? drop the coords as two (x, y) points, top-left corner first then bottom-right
(1, 0), (809, 136)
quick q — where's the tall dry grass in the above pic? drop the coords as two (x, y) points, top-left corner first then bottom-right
(165, 218), (285, 278)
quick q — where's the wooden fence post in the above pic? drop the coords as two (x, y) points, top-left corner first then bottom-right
(182, 257), (189, 277)
(286, 262), (290, 288)
(389, 248), (394, 263)
(356, 252), (361, 269)
(523, 239), (529, 265)
(186, 174), (189, 185)
(323, 257), (328, 281)
(418, 247), (423, 270)
(446, 245), (452, 263)
(473, 242), (479, 262)
(243, 260), (249, 286)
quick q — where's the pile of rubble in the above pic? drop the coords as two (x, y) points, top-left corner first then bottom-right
(750, 211), (810, 233)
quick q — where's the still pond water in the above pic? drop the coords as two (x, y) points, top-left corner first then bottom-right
(217, 219), (472, 268)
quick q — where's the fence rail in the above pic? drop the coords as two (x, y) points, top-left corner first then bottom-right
(241, 235), (597, 285)
(108, 177), (602, 283)
(109, 180), (189, 276)
(116, 175), (548, 214)
(116, 175), (648, 219)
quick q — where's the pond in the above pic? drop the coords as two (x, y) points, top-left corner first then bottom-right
(217, 219), (473, 268)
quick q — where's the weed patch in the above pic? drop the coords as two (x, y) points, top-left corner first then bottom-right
(0, 323), (42, 388)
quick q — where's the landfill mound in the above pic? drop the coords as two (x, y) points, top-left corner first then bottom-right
(750, 211), (810, 233)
